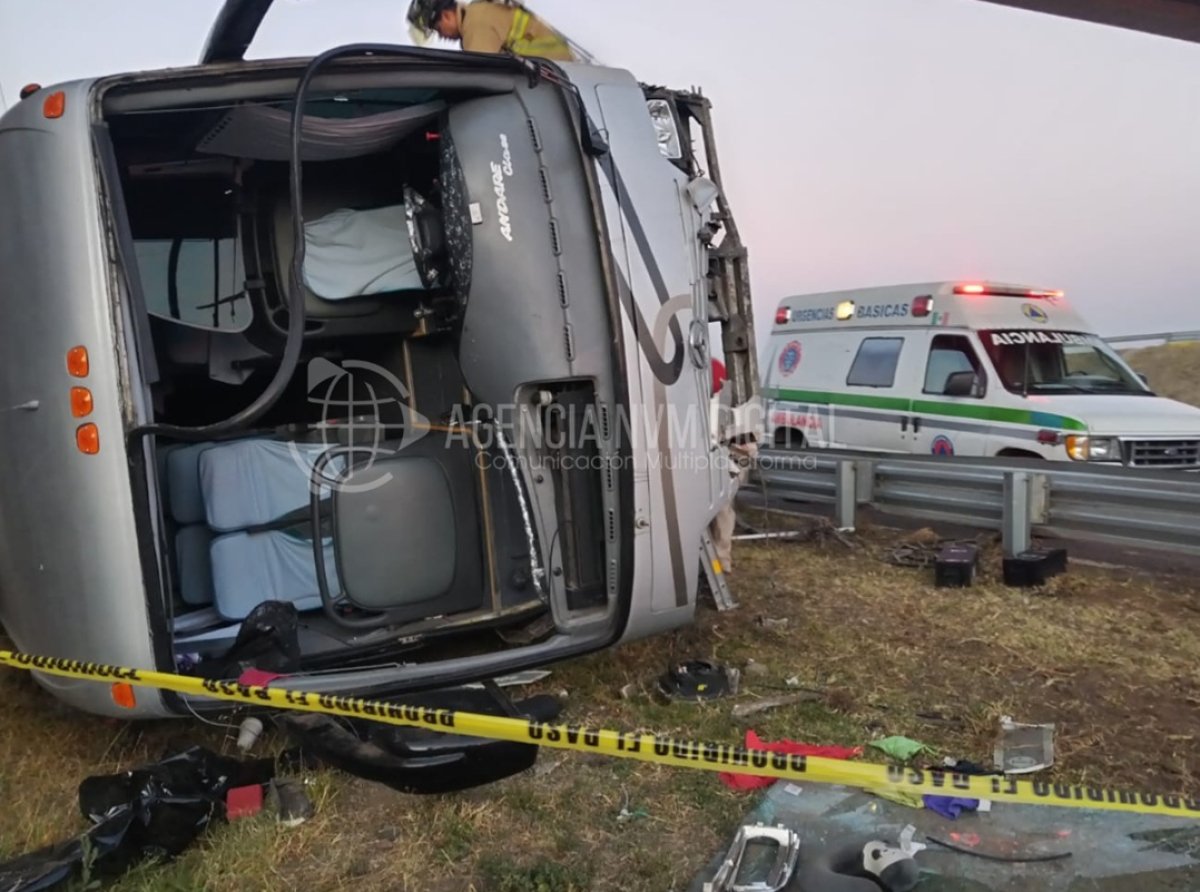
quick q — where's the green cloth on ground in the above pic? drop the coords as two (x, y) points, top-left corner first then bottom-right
(868, 735), (932, 763)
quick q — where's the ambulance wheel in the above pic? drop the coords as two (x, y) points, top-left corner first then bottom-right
(996, 449), (1045, 460)
(774, 428), (808, 452)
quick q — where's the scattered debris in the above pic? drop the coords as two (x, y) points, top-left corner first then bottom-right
(226, 784), (265, 821)
(872, 788), (925, 810)
(705, 823), (800, 892)
(1003, 547), (1068, 587)
(926, 834), (1072, 863)
(994, 715), (1055, 774)
(237, 716), (265, 753)
(803, 519), (860, 550)
(619, 683), (638, 699)
(888, 532), (987, 571)
(941, 756), (1001, 776)
(616, 793), (650, 824)
(731, 693), (823, 720)
(868, 736), (932, 763)
(743, 658), (771, 678)
(0, 747), (278, 892)
(922, 796), (980, 820)
(719, 731), (863, 792)
(193, 600), (301, 679)
(732, 531), (805, 542)
(934, 543), (979, 588)
(791, 824), (924, 892)
(657, 660), (739, 702)
(905, 528), (941, 547)
(280, 688), (561, 794)
(268, 779), (315, 828)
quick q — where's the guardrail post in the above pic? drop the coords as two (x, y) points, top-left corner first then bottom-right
(835, 460), (857, 531)
(1003, 471), (1033, 557)
(855, 459), (875, 505)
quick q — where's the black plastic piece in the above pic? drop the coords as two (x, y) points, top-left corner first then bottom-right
(281, 686), (561, 795)
(657, 660), (734, 702)
(934, 544), (979, 588)
(1003, 548), (1068, 587)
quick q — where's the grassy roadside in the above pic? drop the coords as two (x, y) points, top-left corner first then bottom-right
(3, 522), (1200, 891)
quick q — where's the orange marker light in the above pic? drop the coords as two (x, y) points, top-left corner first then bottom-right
(67, 346), (89, 377)
(70, 387), (93, 418)
(111, 682), (137, 709)
(76, 423), (100, 455)
(42, 91), (66, 120)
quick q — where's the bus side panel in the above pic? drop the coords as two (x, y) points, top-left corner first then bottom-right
(0, 83), (162, 716)
(572, 67), (711, 637)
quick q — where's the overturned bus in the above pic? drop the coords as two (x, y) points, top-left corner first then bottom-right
(0, 2), (760, 719)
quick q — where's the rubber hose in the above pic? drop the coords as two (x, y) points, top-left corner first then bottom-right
(130, 44), (427, 443)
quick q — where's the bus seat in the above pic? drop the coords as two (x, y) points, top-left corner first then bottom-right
(175, 525), (215, 606)
(302, 205), (425, 300)
(269, 182), (425, 321)
(198, 439), (334, 533)
(166, 442), (215, 526)
(210, 531), (340, 620)
(163, 437), (344, 617)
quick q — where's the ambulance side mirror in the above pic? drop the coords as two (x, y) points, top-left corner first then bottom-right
(1138, 373), (1151, 387)
(944, 371), (981, 398)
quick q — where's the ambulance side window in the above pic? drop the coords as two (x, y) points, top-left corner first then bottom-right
(846, 338), (904, 388)
(924, 335), (984, 397)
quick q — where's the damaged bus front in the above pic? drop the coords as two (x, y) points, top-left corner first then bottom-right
(0, 7), (759, 719)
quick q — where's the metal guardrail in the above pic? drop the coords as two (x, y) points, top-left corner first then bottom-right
(1105, 330), (1200, 346)
(753, 449), (1200, 558)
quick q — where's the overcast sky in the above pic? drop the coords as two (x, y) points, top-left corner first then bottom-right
(1, 0), (1198, 338)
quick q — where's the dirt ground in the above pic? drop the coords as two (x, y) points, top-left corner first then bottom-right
(3, 519), (1200, 891)
(1123, 342), (1200, 408)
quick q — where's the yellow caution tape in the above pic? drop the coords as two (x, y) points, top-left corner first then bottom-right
(2, 649), (1196, 820)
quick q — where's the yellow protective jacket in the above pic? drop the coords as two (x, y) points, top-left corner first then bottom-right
(459, 2), (577, 61)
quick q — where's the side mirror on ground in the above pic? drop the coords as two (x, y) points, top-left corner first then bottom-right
(944, 371), (980, 398)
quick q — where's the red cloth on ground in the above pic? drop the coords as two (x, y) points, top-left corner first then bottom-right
(718, 730), (863, 792)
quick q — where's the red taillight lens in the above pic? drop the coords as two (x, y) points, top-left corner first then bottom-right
(911, 296), (934, 317)
(1037, 429), (1060, 445)
(775, 307), (791, 325)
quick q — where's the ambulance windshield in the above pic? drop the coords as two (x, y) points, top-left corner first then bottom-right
(981, 330), (1151, 396)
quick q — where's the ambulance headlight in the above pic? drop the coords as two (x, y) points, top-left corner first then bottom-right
(1065, 435), (1121, 462)
(646, 100), (683, 160)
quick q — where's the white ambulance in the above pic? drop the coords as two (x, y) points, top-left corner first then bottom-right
(763, 282), (1200, 469)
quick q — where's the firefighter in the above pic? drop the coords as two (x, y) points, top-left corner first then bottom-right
(407, 0), (578, 62)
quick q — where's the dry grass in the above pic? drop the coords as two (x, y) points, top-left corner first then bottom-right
(3, 525), (1200, 891)
(1124, 342), (1200, 408)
